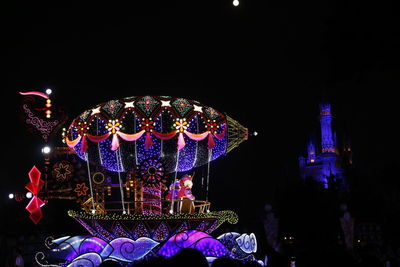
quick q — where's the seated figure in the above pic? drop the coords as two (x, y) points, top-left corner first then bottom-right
(178, 175), (195, 213)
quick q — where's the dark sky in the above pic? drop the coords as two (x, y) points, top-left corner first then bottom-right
(2, 2), (400, 234)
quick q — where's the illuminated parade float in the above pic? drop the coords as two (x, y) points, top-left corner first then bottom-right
(18, 92), (262, 266)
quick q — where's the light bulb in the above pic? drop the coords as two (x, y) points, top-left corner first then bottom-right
(26, 192), (33, 199)
(233, 0), (239, 6)
(45, 88), (52, 95)
(42, 146), (51, 154)
(8, 193), (14, 199)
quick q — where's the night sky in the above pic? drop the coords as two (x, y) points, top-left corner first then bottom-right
(2, 2), (400, 238)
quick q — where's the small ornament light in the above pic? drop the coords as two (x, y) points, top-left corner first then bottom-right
(42, 146), (51, 154)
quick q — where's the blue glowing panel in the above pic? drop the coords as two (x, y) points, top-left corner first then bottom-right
(74, 139), (86, 162)
(99, 137), (120, 172)
(236, 233), (257, 254)
(217, 232), (258, 259)
(49, 236), (108, 262)
(217, 232), (241, 247)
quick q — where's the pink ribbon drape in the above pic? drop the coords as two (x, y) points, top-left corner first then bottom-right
(66, 135), (82, 148)
(112, 130), (146, 151)
(153, 130), (178, 140)
(117, 130), (145, 141)
(184, 131), (209, 141)
(66, 124), (226, 152)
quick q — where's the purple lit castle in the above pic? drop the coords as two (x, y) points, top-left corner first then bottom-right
(298, 103), (352, 191)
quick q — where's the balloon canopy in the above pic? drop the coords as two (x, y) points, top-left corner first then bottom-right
(65, 96), (247, 173)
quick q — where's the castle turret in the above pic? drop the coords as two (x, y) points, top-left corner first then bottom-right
(319, 103), (336, 153)
(307, 139), (316, 163)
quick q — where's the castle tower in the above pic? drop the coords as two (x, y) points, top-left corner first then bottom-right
(319, 103), (336, 153)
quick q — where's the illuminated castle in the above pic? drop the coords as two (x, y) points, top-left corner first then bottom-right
(298, 103), (352, 191)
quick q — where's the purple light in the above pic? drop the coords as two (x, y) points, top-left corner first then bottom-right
(49, 236), (107, 262)
(320, 103), (336, 153)
(157, 230), (229, 258)
(101, 237), (159, 262)
(40, 231), (263, 266)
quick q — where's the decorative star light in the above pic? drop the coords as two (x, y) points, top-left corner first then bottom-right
(124, 101), (135, 109)
(91, 106), (101, 115)
(161, 100), (171, 107)
(193, 104), (203, 113)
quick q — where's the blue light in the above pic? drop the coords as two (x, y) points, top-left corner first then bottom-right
(211, 123), (227, 161)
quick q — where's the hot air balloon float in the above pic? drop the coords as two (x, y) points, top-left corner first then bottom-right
(18, 93), (263, 266)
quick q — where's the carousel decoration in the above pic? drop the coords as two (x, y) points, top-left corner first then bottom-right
(64, 95), (246, 173)
(16, 93), (262, 266)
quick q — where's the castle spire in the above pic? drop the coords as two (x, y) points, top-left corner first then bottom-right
(307, 139), (316, 163)
(319, 103), (336, 153)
